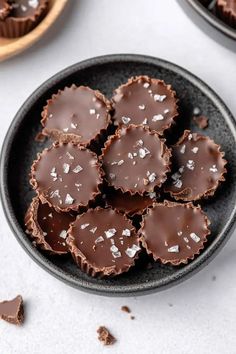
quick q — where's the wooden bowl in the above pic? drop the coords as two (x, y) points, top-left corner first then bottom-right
(0, 0), (68, 62)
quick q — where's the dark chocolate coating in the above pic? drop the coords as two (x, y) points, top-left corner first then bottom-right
(140, 201), (211, 265)
(41, 85), (111, 145)
(0, 295), (24, 325)
(25, 197), (75, 254)
(30, 142), (103, 212)
(9, 0), (43, 18)
(101, 125), (171, 195)
(112, 76), (178, 135)
(104, 188), (156, 216)
(67, 208), (141, 277)
(165, 130), (227, 201)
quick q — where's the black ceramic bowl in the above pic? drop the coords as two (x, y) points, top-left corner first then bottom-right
(186, 0), (236, 40)
(1, 54), (236, 296)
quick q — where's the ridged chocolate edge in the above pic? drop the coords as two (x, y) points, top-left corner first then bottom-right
(139, 200), (211, 266)
(216, 0), (236, 28)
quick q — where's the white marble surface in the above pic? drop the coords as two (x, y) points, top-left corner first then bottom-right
(0, 1), (236, 353)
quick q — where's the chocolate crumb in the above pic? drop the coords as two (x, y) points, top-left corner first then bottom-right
(130, 315), (135, 320)
(97, 326), (116, 346)
(193, 115), (209, 129)
(0, 295), (24, 325)
(121, 305), (131, 313)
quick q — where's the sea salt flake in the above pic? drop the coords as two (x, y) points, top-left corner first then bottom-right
(180, 145), (186, 154)
(112, 251), (122, 258)
(63, 128), (69, 132)
(193, 107), (201, 116)
(183, 237), (189, 243)
(105, 228), (117, 238)
(139, 104), (146, 110)
(177, 231), (182, 236)
(148, 172), (156, 183)
(179, 166), (184, 173)
(59, 230), (67, 239)
(63, 163), (70, 174)
(139, 147), (150, 158)
(122, 229), (131, 237)
(21, 4), (27, 11)
(50, 189), (60, 199)
(187, 245), (191, 250)
(154, 94), (166, 102)
(143, 82), (150, 88)
(90, 227), (97, 234)
(89, 109), (96, 115)
(133, 152), (137, 156)
(29, 0), (39, 8)
(50, 167), (57, 178)
(191, 147), (199, 154)
(188, 133), (193, 140)
(71, 123), (77, 129)
(171, 171), (181, 181)
(190, 232), (200, 243)
(142, 118), (148, 125)
(137, 139), (144, 147)
(168, 245), (179, 253)
(81, 223), (90, 230)
(43, 232), (47, 236)
(110, 245), (119, 253)
(133, 161), (136, 165)
(173, 179), (182, 188)
(125, 244), (141, 258)
(128, 153), (133, 159)
(209, 165), (218, 173)
(186, 160), (195, 170)
(66, 152), (74, 160)
(164, 109), (169, 114)
(122, 116), (131, 124)
(147, 192), (156, 199)
(152, 114), (164, 122)
(117, 160), (124, 166)
(48, 213), (53, 218)
(73, 165), (83, 173)
(65, 194), (74, 205)
(95, 236), (104, 244)
(109, 173), (116, 180)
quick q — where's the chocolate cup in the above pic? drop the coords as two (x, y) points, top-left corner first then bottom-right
(30, 141), (104, 212)
(101, 124), (172, 196)
(25, 196), (76, 255)
(0, 0), (49, 38)
(41, 85), (112, 147)
(216, 0), (236, 28)
(67, 207), (141, 278)
(139, 201), (211, 266)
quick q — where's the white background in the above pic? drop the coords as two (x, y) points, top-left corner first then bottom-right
(0, 1), (236, 353)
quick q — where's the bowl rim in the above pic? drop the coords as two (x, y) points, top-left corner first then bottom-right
(186, 0), (236, 40)
(1, 53), (236, 297)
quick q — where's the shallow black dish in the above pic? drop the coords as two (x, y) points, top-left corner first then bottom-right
(186, 0), (236, 40)
(1, 54), (236, 296)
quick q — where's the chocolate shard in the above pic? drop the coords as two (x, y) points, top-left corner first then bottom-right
(121, 305), (131, 313)
(97, 326), (116, 346)
(0, 295), (24, 325)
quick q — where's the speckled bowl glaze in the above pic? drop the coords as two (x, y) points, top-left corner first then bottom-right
(1, 54), (236, 296)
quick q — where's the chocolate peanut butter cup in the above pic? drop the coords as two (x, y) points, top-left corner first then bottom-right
(139, 201), (211, 265)
(41, 85), (112, 146)
(112, 76), (179, 135)
(0, 0), (49, 38)
(101, 125), (171, 195)
(165, 130), (227, 201)
(104, 188), (157, 217)
(216, 0), (236, 28)
(0, 0), (11, 20)
(30, 142), (103, 212)
(25, 196), (76, 255)
(67, 207), (141, 277)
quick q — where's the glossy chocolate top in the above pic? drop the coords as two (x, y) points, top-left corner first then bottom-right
(104, 188), (157, 216)
(112, 76), (178, 135)
(165, 130), (226, 201)
(67, 208), (141, 274)
(41, 85), (111, 145)
(0, 0), (11, 20)
(26, 197), (76, 254)
(9, 0), (43, 18)
(102, 125), (171, 194)
(30, 142), (103, 212)
(0, 295), (24, 325)
(140, 201), (211, 265)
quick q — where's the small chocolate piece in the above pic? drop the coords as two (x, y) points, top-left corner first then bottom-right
(193, 115), (209, 129)
(164, 130), (227, 201)
(25, 196), (76, 255)
(121, 306), (131, 313)
(67, 207), (141, 277)
(97, 326), (116, 346)
(0, 295), (24, 325)
(0, 0), (49, 38)
(30, 142), (103, 212)
(130, 316), (135, 320)
(216, 0), (236, 28)
(104, 188), (157, 216)
(140, 201), (211, 265)
(0, 0), (11, 20)
(112, 76), (178, 135)
(101, 125), (171, 195)
(41, 85), (112, 146)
